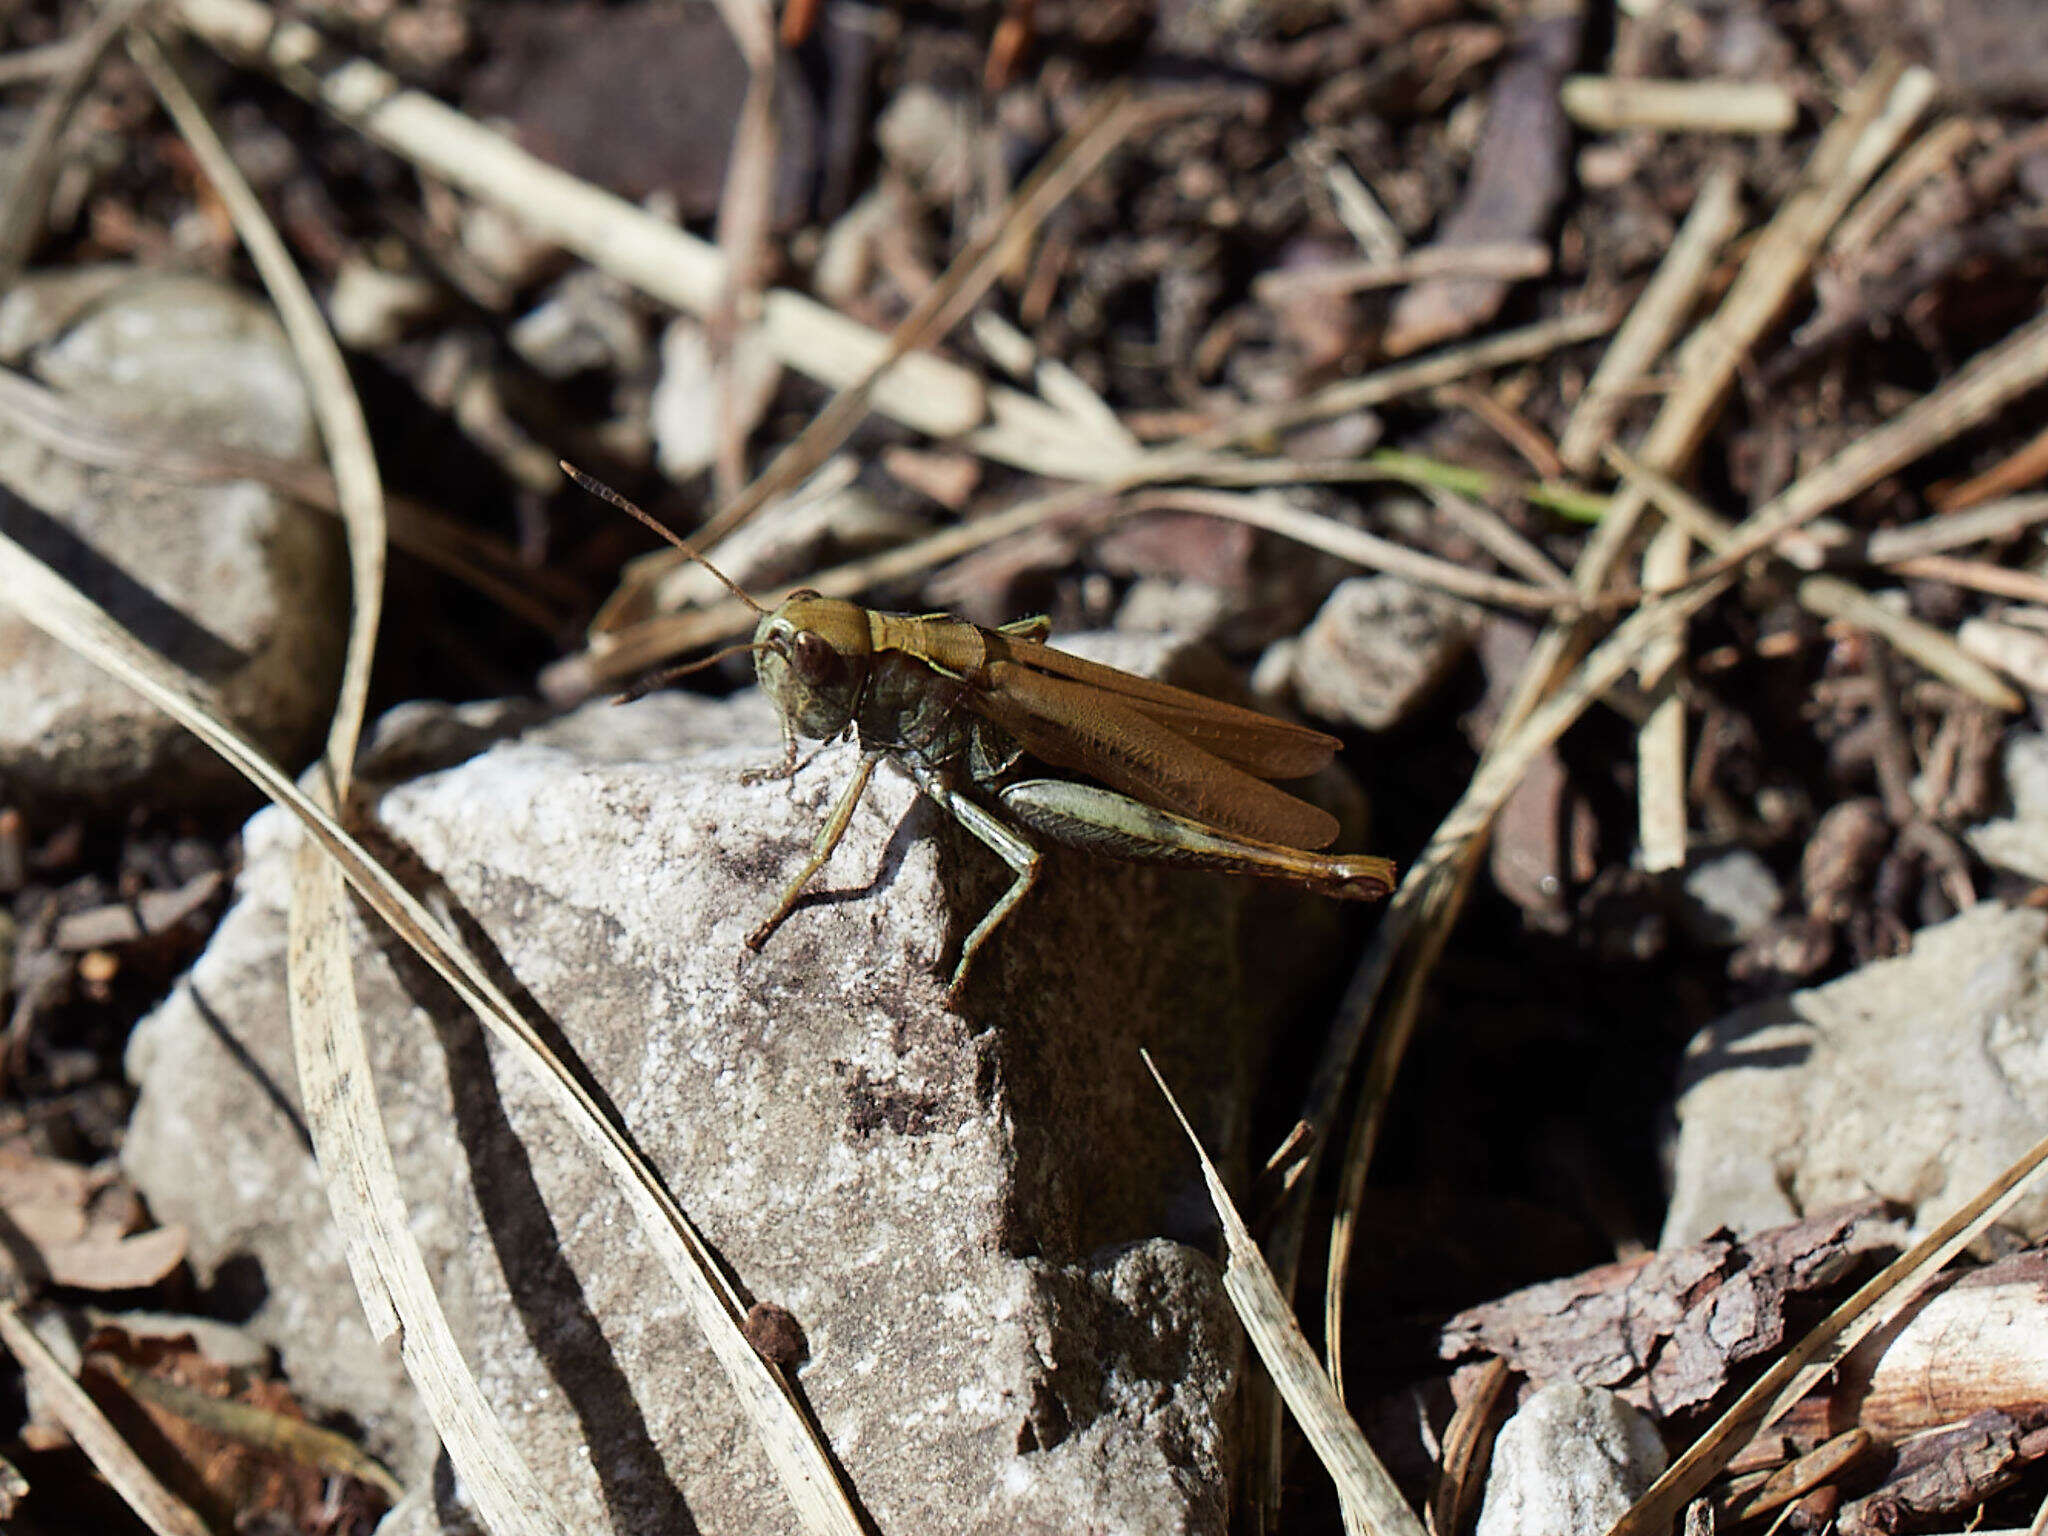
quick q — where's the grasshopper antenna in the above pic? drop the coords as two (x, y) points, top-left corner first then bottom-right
(614, 640), (773, 703)
(559, 461), (767, 616)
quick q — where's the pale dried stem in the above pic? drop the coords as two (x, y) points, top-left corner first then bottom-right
(1636, 523), (1693, 871)
(1252, 241), (1550, 302)
(1422, 484), (1574, 593)
(1864, 493), (2048, 563)
(1558, 165), (1741, 476)
(1829, 115), (1983, 258)
(1559, 76), (1797, 135)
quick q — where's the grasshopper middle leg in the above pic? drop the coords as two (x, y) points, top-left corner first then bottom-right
(903, 761), (1042, 998)
(747, 750), (884, 952)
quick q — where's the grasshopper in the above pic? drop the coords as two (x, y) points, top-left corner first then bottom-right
(567, 466), (1397, 997)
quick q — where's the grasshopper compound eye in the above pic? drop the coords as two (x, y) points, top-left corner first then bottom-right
(791, 630), (845, 688)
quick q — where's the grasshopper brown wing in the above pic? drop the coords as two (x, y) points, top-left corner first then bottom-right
(982, 631), (1340, 780)
(970, 660), (1343, 850)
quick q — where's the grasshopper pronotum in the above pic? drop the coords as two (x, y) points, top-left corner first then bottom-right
(567, 466), (1397, 997)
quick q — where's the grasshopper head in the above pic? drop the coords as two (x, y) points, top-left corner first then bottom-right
(754, 592), (872, 739)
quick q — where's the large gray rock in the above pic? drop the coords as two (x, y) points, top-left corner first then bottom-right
(0, 266), (343, 803)
(1664, 901), (2048, 1248)
(1474, 1384), (1666, 1536)
(123, 684), (1356, 1533)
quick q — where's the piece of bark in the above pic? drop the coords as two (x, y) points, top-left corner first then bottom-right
(1383, 0), (1581, 356)
(1440, 1201), (1896, 1418)
(1838, 1410), (2044, 1536)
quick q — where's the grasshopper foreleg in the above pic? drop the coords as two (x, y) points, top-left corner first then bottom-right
(747, 750), (884, 953)
(903, 761), (1042, 1000)
(740, 726), (803, 786)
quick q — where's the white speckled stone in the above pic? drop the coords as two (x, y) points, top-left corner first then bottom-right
(123, 683), (1352, 1534)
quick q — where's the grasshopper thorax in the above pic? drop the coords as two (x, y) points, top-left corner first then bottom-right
(754, 591), (874, 740)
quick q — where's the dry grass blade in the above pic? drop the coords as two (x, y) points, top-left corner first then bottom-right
(129, 28), (386, 786)
(1796, 575), (2021, 711)
(169, 0), (981, 440)
(1141, 1052), (1427, 1536)
(288, 844), (561, 1536)
(1315, 571), (1736, 1393)
(1251, 242), (1551, 302)
(1606, 1119), (2048, 1536)
(1126, 488), (1571, 613)
(0, 364), (575, 630)
(703, 0), (778, 502)
(694, 84), (1147, 548)
(1892, 554), (2048, 607)
(130, 36), (566, 1533)
(1864, 492), (2048, 563)
(0, 1300), (211, 1536)
(1636, 523), (1693, 872)
(0, 534), (869, 1536)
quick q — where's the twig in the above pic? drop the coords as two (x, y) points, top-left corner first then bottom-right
(1422, 484), (1574, 594)
(1304, 137), (1405, 263)
(1889, 554), (2048, 608)
(1559, 76), (1798, 135)
(704, 0), (780, 503)
(1934, 418), (2048, 513)
(1125, 488), (1570, 612)
(0, 39), (88, 88)
(1799, 574), (2020, 711)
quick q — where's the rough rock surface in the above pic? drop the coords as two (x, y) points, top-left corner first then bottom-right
(122, 682), (1360, 1534)
(0, 266), (343, 803)
(1289, 575), (1478, 732)
(1664, 901), (2048, 1248)
(1474, 1383), (1667, 1536)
